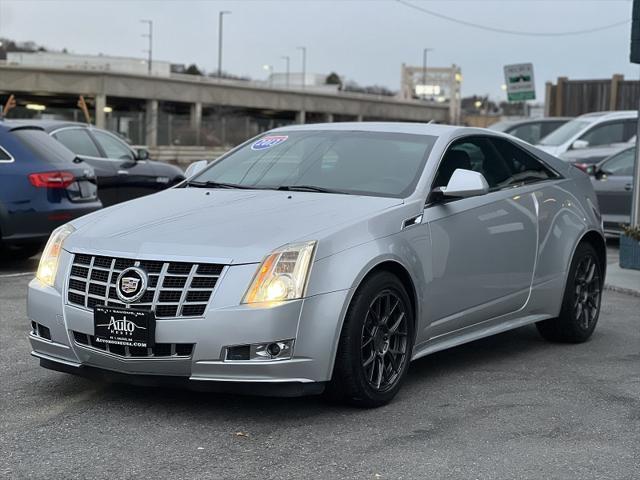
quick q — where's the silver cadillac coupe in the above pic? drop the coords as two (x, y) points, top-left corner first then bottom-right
(28, 123), (606, 407)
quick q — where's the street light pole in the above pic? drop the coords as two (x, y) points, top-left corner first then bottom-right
(281, 56), (290, 88)
(140, 19), (153, 75)
(422, 48), (433, 100)
(217, 11), (231, 78)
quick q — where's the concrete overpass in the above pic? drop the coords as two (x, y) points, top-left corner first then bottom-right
(0, 64), (450, 146)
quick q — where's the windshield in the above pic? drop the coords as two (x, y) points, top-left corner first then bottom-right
(538, 119), (590, 146)
(191, 130), (437, 197)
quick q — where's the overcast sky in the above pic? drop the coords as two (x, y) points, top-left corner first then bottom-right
(0, 0), (636, 101)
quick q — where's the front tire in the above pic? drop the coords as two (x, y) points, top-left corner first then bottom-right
(327, 271), (414, 408)
(536, 242), (603, 343)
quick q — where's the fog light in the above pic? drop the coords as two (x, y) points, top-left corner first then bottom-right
(224, 340), (294, 361)
(267, 343), (281, 357)
(254, 340), (293, 360)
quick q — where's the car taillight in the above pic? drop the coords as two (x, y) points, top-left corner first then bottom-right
(28, 171), (75, 189)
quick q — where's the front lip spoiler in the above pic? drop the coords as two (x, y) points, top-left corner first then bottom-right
(38, 357), (326, 398)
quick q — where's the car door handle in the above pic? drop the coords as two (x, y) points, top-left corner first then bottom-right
(117, 170), (129, 175)
(625, 184), (632, 191)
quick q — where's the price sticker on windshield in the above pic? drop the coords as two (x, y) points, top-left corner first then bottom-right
(251, 135), (288, 151)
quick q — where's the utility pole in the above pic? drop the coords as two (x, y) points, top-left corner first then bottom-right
(422, 48), (434, 100)
(630, 1), (640, 227)
(281, 55), (290, 88)
(141, 19), (153, 75)
(217, 11), (231, 78)
(632, 66), (640, 226)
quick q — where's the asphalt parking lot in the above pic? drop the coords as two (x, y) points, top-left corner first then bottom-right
(1, 256), (639, 480)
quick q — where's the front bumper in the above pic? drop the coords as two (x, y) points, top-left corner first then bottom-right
(27, 257), (350, 394)
(36, 356), (325, 397)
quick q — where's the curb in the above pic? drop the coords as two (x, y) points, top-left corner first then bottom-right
(604, 283), (640, 298)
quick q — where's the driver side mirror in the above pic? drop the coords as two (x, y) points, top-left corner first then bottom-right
(571, 139), (589, 150)
(433, 169), (489, 199)
(185, 159), (208, 178)
(135, 148), (150, 161)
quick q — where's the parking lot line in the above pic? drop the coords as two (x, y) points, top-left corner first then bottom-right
(0, 272), (34, 278)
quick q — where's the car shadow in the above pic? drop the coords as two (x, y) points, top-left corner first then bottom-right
(0, 255), (39, 274)
(405, 324), (546, 383)
(40, 324), (552, 420)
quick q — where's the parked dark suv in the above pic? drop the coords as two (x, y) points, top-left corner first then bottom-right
(0, 122), (101, 259)
(7, 121), (185, 207)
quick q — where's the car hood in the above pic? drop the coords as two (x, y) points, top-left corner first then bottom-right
(65, 188), (403, 264)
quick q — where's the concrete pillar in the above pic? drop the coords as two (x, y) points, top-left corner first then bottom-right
(94, 93), (106, 129)
(190, 102), (202, 145)
(296, 110), (306, 124)
(356, 114), (364, 122)
(325, 113), (334, 123)
(145, 99), (158, 147)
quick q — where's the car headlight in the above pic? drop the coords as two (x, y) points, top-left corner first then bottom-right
(36, 224), (75, 287)
(243, 241), (317, 304)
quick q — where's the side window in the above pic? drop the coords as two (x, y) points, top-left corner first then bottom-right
(509, 123), (541, 144)
(53, 129), (101, 157)
(434, 137), (504, 188)
(602, 149), (635, 176)
(92, 130), (135, 161)
(623, 120), (637, 142)
(0, 146), (12, 162)
(489, 138), (555, 187)
(579, 121), (625, 147)
(434, 136), (556, 194)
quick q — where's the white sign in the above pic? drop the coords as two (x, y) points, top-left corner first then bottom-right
(504, 63), (535, 102)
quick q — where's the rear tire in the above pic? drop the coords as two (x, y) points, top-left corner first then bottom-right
(326, 271), (414, 408)
(536, 242), (603, 343)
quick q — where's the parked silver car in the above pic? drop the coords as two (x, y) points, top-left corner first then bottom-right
(488, 117), (570, 144)
(537, 111), (637, 157)
(591, 146), (636, 234)
(28, 123), (606, 407)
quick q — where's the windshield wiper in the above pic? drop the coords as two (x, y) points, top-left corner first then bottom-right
(187, 180), (256, 190)
(277, 185), (343, 194)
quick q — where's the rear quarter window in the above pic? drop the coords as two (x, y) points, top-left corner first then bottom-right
(0, 146), (13, 162)
(11, 128), (77, 165)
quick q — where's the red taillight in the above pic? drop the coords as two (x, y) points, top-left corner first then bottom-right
(28, 171), (75, 189)
(572, 163), (589, 172)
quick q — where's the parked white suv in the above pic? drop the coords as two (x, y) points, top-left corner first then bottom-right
(537, 111), (637, 157)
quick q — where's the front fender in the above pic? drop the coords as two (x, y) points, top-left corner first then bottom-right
(304, 226), (429, 375)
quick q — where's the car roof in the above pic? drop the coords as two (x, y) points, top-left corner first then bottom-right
(598, 144), (635, 166)
(2, 119), (90, 133)
(490, 117), (571, 131)
(561, 142), (633, 161)
(576, 110), (638, 122)
(270, 122), (469, 137)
